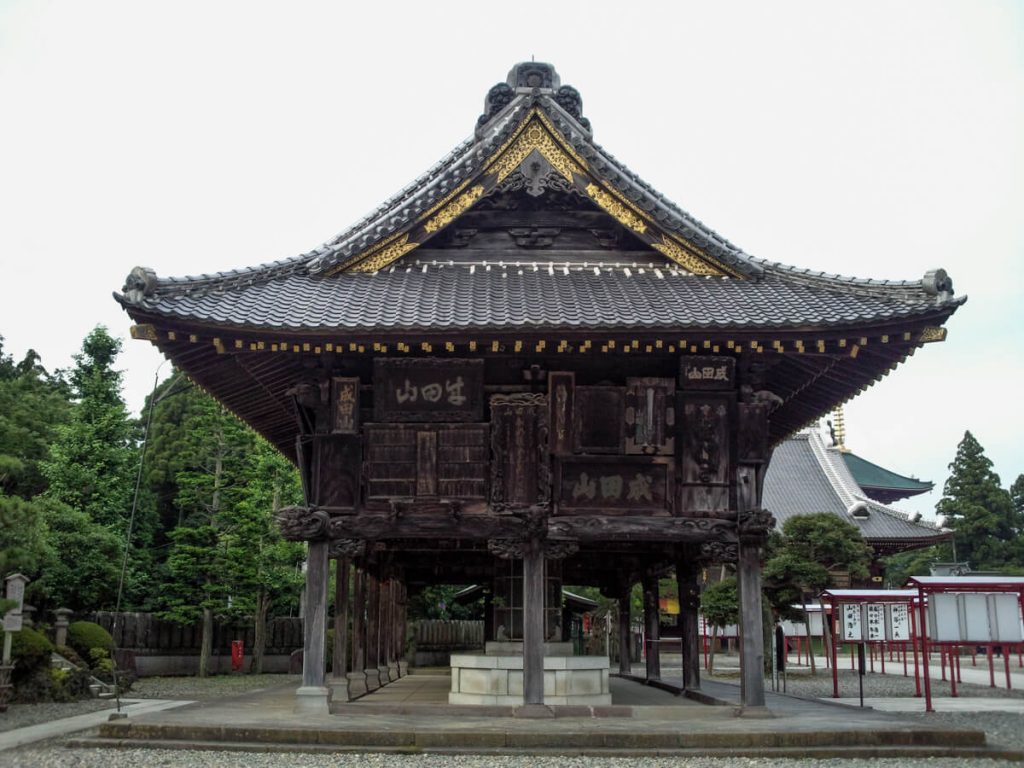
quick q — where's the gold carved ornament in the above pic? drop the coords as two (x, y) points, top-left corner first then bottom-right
(650, 235), (725, 277)
(486, 117), (586, 183)
(424, 185), (484, 234)
(918, 326), (947, 343)
(585, 183), (647, 234)
(348, 233), (419, 273)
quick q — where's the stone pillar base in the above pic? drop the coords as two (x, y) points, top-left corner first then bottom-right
(377, 665), (391, 684)
(514, 703), (555, 718)
(364, 668), (381, 692)
(294, 685), (330, 714)
(346, 671), (368, 699)
(387, 661), (399, 681)
(328, 676), (350, 703)
(398, 660), (409, 678)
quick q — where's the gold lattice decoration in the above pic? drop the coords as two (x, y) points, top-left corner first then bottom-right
(348, 233), (419, 273)
(918, 326), (947, 343)
(585, 183), (647, 234)
(424, 185), (484, 233)
(650, 235), (723, 276)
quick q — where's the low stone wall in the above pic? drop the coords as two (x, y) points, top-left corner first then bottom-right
(449, 651), (611, 706)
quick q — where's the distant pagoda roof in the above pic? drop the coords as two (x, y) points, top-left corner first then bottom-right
(116, 62), (964, 455)
(840, 450), (933, 503)
(763, 429), (949, 554)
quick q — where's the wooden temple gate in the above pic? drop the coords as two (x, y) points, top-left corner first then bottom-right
(117, 62), (962, 714)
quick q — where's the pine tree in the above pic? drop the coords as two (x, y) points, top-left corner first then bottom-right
(936, 431), (1018, 571)
(42, 327), (134, 529)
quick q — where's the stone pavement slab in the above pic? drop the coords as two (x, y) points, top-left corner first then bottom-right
(836, 696), (1024, 713)
(0, 699), (192, 751)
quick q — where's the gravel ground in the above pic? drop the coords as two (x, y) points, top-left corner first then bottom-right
(3, 748), (1022, 768)
(700, 666), (1024, 700)
(0, 700), (117, 733)
(129, 674), (301, 700)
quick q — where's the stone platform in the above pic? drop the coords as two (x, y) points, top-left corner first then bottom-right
(449, 642), (611, 706)
(69, 675), (1021, 760)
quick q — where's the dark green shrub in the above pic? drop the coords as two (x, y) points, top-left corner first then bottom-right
(1, 627), (54, 686)
(66, 621), (113, 660)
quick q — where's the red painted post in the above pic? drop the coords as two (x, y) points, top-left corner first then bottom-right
(949, 648), (958, 698)
(940, 644), (947, 681)
(988, 646), (996, 688)
(850, 643), (855, 670)
(1005, 649), (1013, 690)
(869, 642), (875, 673)
(917, 588), (933, 712)
(880, 641), (885, 675)
(955, 646), (962, 683)
(902, 640), (908, 677)
(830, 599), (840, 699)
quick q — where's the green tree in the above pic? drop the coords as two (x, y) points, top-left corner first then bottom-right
(36, 498), (121, 609)
(699, 576), (737, 675)
(936, 432), (1020, 570)
(0, 337), (71, 500)
(762, 513), (871, 674)
(159, 392), (254, 676)
(219, 440), (304, 673)
(0, 492), (50, 580)
(42, 327), (135, 530)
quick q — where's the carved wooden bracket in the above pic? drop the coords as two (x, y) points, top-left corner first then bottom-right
(737, 508), (776, 543)
(328, 538), (366, 558)
(699, 541), (739, 564)
(486, 537), (579, 561)
(276, 505), (330, 541)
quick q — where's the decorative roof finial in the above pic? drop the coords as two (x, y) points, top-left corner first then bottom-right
(831, 406), (847, 450)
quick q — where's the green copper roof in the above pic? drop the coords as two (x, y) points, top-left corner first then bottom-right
(841, 451), (933, 502)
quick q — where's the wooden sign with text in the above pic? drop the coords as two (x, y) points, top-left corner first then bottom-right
(373, 359), (484, 422)
(680, 356), (735, 391)
(555, 456), (672, 515)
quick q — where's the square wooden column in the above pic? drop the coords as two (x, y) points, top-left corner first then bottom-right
(329, 555), (350, 701)
(364, 571), (381, 691)
(737, 540), (765, 707)
(617, 582), (633, 675)
(643, 574), (661, 681)
(296, 539), (330, 712)
(348, 566), (368, 698)
(677, 559), (702, 690)
(522, 543), (546, 707)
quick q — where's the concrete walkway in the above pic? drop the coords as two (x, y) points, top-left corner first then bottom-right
(0, 699), (192, 751)
(835, 696), (1024, 713)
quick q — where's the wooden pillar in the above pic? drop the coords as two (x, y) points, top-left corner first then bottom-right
(348, 566), (368, 698)
(364, 570), (381, 690)
(737, 540), (766, 708)
(643, 574), (661, 681)
(522, 544), (546, 707)
(617, 582), (633, 675)
(678, 560), (702, 690)
(296, 540), (329, 711)
(332, 556), (350, 680)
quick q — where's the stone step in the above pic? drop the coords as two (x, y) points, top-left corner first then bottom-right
(68, 736), (1023, 761)
(94, 719), (990, 751)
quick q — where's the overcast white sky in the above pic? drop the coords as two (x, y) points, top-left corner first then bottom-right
(1, 1), (1021, 521)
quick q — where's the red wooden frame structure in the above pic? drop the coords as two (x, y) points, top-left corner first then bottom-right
(907, 576), (1024, 713)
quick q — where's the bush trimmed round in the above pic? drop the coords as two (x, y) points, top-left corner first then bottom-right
(1, 626), (54, 685)
(66, 621), (114, 660)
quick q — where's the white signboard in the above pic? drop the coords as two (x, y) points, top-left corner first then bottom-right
(988, 594), (1024, 643)
(929, 593), (962, 641)
(887, 604), (910, 642)
(927, 592), (1024, 644)
(2, 612), (22, 632)
(866, 604), (886, 641)
(840, 604), (863, 641)
(5, 578), (25, 609)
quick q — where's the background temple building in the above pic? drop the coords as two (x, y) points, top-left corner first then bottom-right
(117, 62), (963, 713)
(763, 423), (949, 580)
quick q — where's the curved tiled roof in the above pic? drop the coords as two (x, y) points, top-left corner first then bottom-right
(116, 260), (962, 334)
(763, 430), (947, 544)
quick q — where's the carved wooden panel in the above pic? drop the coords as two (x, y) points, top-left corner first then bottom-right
(416, 431), (438, 496)
(373, 358), (484, 422)
(548, 372), (574, 455)
(679, 394), (732, 485)
(625, 377), (675, 455)
(296, 435), (314, 504)
(330, 377), (360, 433)
(737, 402), (769, 464)
(680, 356), (735, 391)
(365, 424), (488, 499)
(490, 394), (549, 508)
(313, 434), (361, 510)
(555, 456), (672, 515)
(573, 386), (625, 454)
(678, 485), (731, 515)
